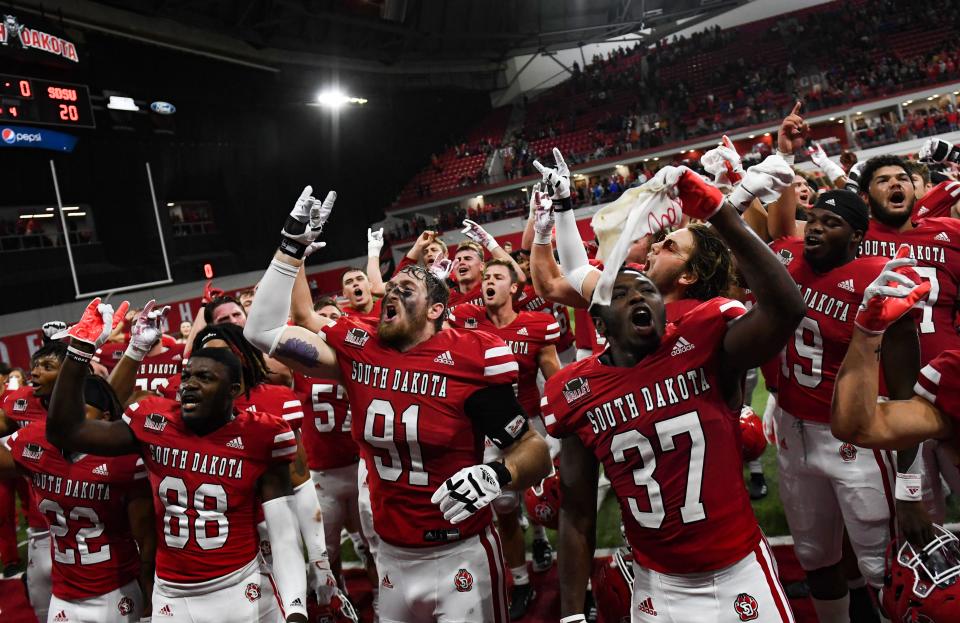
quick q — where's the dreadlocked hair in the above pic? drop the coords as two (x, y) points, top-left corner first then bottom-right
(192, 323), (268, 394)
(684, 223), (735, 301)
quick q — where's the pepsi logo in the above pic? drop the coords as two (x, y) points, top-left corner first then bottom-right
(1, 128), (14, 144)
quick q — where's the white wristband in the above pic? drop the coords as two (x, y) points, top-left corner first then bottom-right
(534, 230), (553, 246)
(560, 616), (587, 623)
(777, 151), (795, 165)
(895, 472), (922, 502)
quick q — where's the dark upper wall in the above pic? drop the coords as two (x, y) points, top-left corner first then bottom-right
(1, 21), (491, 312)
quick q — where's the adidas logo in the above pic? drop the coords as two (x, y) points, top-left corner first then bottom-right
(226, 437), (245, 450)
(918, 206), (930, 216)
(290, 598), (303, 608)
(825, 198), (836, 206)
(382, 574), (395, 589)
(935, 231), (951, 242)
(837, 279), (855, 293)
(638, 596), (657, 616)
(434, 350), (455, 366)
(54, 610), (68, 622)
(517, 326), (529, 336)
(158, 605), (173, 616)
(92, 463), (109, 476)
(670, 337), (695, 356)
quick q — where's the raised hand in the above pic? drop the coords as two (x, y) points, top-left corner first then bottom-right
(533, 188), (556, 245)
(918, 137), (955, 164)
(701, 135), (743, 186)
(808, 142), (845, 182)
(280, 186), (337, 259)
(125, 300), (171, 362)
(778, 101), (808, 156)
(53, 297), (130, 350)
(854, 246), (931, 335)
(367, 227), (385, 257)
(461, 219), (499, 252)
(728, 154), (795, 213)
(428, 256), (455, 281)
(202, 280), (224, 305)
(532, 148), (571, 201)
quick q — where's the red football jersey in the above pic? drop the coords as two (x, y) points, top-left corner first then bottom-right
(448, 304), (559, 417)
(319, 317), (519, 548)
(4, 422), (145, 600)
(514, 284), (575, 352)
(862, 217), (960, 364)
(158, 378), (303, 433)
(773, 238), (889, 423)
(542, 298), (760, 574)
(292, 373), (359, 471)
(93, 344), (185, 387)
(343, 298), (383, 323)
(912, 180), (960, 222)
(448, 283), (484, 310)
(1, 386), (46, 429)
(913, 350), (960, 430)
(2, 386), (50, 529)
(122, 396), (297, 584)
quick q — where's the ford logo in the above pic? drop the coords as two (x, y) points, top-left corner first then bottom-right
(150, 101), (176, 115)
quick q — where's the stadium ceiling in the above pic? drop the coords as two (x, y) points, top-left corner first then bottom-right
(10, 0), (745, 88)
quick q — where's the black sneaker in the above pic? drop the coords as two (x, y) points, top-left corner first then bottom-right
(584, 589), (598, 622)
(509, 583), (536, 620)
(532, 537), (554, 572)
(748, 473), (768, 500)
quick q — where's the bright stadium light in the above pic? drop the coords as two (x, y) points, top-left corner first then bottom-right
(316, 89), (368, 108)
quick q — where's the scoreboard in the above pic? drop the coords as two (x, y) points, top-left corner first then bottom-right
(0, 73), (95, 129)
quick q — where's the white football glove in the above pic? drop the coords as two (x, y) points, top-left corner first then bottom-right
(461, 219), (499, 252)
(532, 185), (555, 245)
(41, 320), (67, 340)
(428, 256), (454, 281)
(808, 142), (845, 182)
(367, 227), (385, 257)
(701, 136), (743, 188)
(331, 591), (359, 623)
(124, 300), (170, 362)
(280, 185), (336, 257)
(918, 137), (954, 164)
(728, 154), (794, 212)
(431, 464), (502, 524)
(303, 241), (326, 259)
(308, 558), (339, 605)
(532, 148), (571, 200)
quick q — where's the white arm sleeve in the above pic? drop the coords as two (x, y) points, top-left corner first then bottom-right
(555, 209), (590, 277)
(262, 496), (308, 620)
(293, 480), (329, 565)
(244, 259), (299, 355)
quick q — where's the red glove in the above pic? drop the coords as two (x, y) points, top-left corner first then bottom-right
(53, 297), (130, 348)
(676, 168), (725, 220)
(202, 280), (224, 305)
(855, 246), (931, 335)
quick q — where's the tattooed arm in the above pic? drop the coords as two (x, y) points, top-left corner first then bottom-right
(245, 251), (342, 380)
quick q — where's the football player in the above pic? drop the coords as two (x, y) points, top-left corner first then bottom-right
(766, 185), (921, 621)
(245, 186), (552, 623)
(856, 155), (960, 538)
(46, 300), (310, 623)
(540, 161), (804, 622)
(448, 258), (562, 618)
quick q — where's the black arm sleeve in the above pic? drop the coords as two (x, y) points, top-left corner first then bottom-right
(464, 383), (529, 450)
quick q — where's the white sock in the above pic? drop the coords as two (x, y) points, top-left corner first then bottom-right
(511, 565), (529, 586)
(532, 525), (547, 541)
(749, 459), (763, 474)
(811, 595), (851, 623)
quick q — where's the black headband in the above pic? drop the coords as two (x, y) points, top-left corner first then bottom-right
(815, 190), (869, 233)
